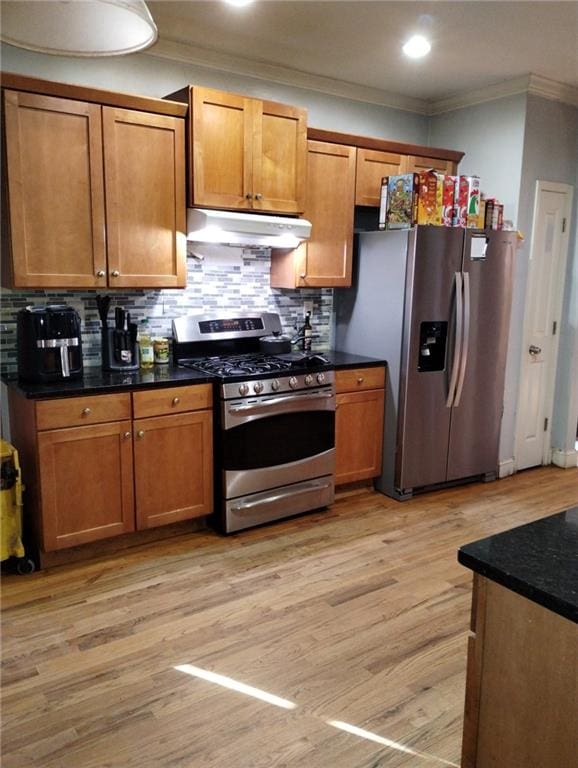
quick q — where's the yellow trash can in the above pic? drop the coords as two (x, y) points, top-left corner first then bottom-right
(1, 439), (35, 574)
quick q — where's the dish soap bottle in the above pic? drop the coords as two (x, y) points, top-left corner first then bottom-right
(138, 318), (154, 369)
(302, 311), (313, 352)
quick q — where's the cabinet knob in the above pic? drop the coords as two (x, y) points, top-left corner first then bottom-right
(254, 193), (263, 201)
(81, 407), (92, 416)
(172, 396), (180, 405)
(111, 270), (120, 277)
(357, 377), (364, 384)
(96, 270), (105, 277)
(124, 431), (131, 439)
(137, 430), (145, 438)
(299, 273), (307, 280)
(245, 193), (253, 200)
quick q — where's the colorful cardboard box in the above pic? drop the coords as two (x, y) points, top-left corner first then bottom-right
(386, 173), (419, 229)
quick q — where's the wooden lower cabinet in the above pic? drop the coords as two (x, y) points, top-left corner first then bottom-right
(134, 410), (213, 529)
(37, 421), (135, 551)
(334, 367), (385, 485)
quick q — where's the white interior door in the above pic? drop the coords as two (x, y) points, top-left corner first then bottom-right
(516, 181), (573, 470)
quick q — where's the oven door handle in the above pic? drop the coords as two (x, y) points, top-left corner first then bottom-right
(231, 481), (333, 512)
(228, 391), (334, 414)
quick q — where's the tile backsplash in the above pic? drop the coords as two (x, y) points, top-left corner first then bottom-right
(0, 249), (333, 374)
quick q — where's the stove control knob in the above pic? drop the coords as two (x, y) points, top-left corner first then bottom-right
(271, 379), (280, 392)
(304, 374), (313, 386)
(253, 381), (264, 394)
(289, 376), (299, 389)
(238, 383), (249, 396)
(316, 372), (326, 385)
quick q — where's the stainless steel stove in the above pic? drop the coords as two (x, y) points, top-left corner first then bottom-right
(173, 312), (335, 533)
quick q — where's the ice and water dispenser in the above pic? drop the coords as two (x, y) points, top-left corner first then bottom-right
(418, 321), (447, 372)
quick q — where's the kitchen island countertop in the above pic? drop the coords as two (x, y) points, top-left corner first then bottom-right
(2, 351), (386, 399)
(458, 506), (578, 623)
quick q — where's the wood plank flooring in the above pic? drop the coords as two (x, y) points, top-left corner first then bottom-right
(2, 466), (577, 768)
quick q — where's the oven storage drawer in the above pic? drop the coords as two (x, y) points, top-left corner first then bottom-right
(225, 476), (335, 533)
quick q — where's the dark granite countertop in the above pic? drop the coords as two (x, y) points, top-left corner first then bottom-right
(2, 351), (386, 399)
(458, 507), (578, 624)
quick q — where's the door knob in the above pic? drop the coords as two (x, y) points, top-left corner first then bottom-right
(172, 397), (180, 405)
(137, 430), (145, 438)
(529, 345), (542, 356)
(81, 407), (91, 416)
(123, 431), (131, 439)
(96, 270), (105, 277)
(245, 193), (253, 200)
(254, 193), (263, 201)
(111, 270), (120, 277)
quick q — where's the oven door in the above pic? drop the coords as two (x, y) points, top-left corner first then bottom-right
(221, 387), (335, 500)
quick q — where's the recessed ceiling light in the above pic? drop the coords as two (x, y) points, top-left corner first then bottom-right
(224, 0), (255, 7)
(402, 35), (431, 59)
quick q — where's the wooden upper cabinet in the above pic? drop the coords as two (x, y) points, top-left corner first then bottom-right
(192, 88), (253, 210)
(190, 86), (307, 214)
(103, 107), (186, 288)
(3, 90), (107, 289)
(355, 148), (403, 206)
(402, 154), (458, 175)
(251, 99), (307, 214)
(270, 140), (355, 288)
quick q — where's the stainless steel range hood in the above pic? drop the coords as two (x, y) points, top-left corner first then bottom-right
(187, 208), (311, 248)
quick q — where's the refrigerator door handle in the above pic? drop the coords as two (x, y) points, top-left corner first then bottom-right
(454, 271), (471, 407)
(446, 271), (463, 407)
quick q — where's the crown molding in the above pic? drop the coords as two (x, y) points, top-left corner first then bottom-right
(144, 37), (429, 115)
(145, 38), (578, 117)
(526, 74), (578, 107)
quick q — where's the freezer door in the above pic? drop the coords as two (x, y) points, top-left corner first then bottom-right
(397, 226), (464, 492)
(446, 230), (516, 481)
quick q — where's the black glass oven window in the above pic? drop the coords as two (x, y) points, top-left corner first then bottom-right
(222, 412), (335, 470)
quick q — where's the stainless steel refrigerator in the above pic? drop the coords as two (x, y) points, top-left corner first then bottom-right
(334, 226), (516, 499)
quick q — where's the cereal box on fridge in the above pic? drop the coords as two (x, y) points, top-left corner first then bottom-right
(441, 175), (458, 227)
(417, 170), (438, 225)
(466, 176), (481, 228)
(378, 176), (389, 230)
(386, 173), (419, 229)
(434, 173), (444, 226)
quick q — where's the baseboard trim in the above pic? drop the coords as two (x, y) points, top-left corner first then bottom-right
(498, 458), (516, 478)
(551, 448), (578, 469)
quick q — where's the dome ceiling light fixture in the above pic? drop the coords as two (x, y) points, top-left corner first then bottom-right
(0, 0), (158, 57)
(402, 35), (431, 59)
(223, 0), (255, 7)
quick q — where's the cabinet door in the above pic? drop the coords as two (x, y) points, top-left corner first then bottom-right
(37, 421), (134, 551)
(3, 90), (107, 289)
(133, 410), (213, 529)
(298, 140), (356, 287)
(251, 99), (307, 214)
(335, 389), (385, 484)
(402, 155), (457, 174)
(355, 148), (402, 206)
(191, 87), (253, 210)
(103, 107), (186, 288)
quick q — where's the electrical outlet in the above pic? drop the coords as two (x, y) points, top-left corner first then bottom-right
(302, 300), (314, 318)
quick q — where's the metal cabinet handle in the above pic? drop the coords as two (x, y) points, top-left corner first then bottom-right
(254, 193), (263, 201)
(172, 396), (180, 405)
(111, 270), (120, 277)
(137, 430), (145, 438)
(529, 345), (542, 356)
(299, 273), (307, 280)
(245, 193), (253, 200)
(96, 270), (105, 277)
(123, 431), (131, 439)
(357, 377), (364, 384)
(81, 407), (92, 416)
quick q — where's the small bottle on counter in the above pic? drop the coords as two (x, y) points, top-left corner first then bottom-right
(138, 319), (154, 369)
(302, 311), (313, 352)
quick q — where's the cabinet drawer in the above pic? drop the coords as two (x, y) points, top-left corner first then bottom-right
(335, 366), (385, 393)
(36, 393), (131, 431)
(132, 384), (212, 419)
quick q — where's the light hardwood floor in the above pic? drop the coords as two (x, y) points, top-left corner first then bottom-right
(2, 466), (577, 768)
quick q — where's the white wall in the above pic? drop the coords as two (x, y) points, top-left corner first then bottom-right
(0, 43), (429, 143)
(428, 94), (528, 224)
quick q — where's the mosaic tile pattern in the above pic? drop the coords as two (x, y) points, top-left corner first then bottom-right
(0, 250), (333, 374)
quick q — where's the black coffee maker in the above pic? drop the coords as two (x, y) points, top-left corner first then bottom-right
(17, 305), (83, 383)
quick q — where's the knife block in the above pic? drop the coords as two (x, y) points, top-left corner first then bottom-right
(101, 328), (139, 372)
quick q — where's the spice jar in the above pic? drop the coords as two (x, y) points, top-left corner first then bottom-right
(153, 337), (169, 365)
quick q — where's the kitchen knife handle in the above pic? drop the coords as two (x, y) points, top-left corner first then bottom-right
(446, 271), (463, 408)
(454, 271), (470, 407)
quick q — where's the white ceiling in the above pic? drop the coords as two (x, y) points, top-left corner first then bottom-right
(147, 1), (578, 106)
